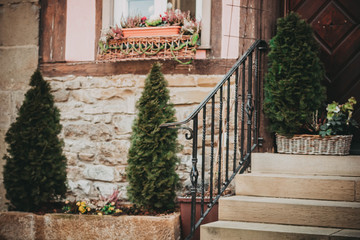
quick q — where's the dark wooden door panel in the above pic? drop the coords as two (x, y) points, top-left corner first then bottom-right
(287, 0), (360, 144)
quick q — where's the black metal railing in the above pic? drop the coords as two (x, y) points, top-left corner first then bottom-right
(160, 40), (267, 240)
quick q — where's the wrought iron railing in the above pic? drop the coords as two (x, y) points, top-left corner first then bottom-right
(160, 40), (267, 240)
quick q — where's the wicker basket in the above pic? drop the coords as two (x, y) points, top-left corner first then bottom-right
(97, 35), (196, 62)
(276, 134), (353, 155)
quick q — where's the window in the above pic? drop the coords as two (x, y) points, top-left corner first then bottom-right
(102, 0), (211, 48)
(112, 0), (167, 26)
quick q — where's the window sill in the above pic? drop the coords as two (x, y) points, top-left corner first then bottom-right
(40, 58), (236, 77)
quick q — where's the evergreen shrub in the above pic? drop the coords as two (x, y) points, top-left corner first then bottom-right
(3, 70), (67, 211)
(264, 12), (326, 135)
(126, 63), (180, 213)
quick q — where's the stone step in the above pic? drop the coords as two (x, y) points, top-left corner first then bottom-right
(200, 221), (360, 240)
(219, 196), (360, 229)
(252, 153), (360, 176)
(235, 173), (360, 202)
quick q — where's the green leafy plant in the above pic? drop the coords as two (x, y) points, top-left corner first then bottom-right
(319, 97), (358, 137)
(126, 63), (180, 213)
(264, 12), (326, 136)
(100, 202), (118, 215)
(3, 70), (67, 212)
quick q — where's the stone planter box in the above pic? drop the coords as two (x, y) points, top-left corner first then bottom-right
(0, 211), (180, 240)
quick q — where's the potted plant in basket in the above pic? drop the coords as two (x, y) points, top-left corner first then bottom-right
(264, 12), (328, 154)
(264, 12), (359, 155)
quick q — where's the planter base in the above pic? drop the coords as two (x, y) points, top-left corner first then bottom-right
(276, 134), (353, 155)
(178, 197), (218, 240)
(0, 211), (180, 240)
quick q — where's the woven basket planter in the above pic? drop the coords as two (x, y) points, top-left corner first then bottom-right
(276, 134), (353, 155)
(97, 35), (196, 62)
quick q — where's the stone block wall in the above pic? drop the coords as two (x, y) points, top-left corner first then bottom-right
(44, 74), (223, 201)
(0, 0), (40, 211)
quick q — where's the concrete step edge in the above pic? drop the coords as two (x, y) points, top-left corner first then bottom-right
(201, 221), (360, 238)
(220, 195), (360, 208)
(239, 173), (360, 180)
(251, 153), (360, 177)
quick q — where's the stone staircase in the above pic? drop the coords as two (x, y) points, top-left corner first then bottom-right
(200, 153), (360, 239)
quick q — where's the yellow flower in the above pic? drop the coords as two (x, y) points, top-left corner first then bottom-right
(76, 202), (81, 206)
(81, 201), (86, 207)
(87, 207), (91, 212)
(110, 202), (115, 206)
(109, 207), (115, 211)
(115, 209), (122, 213)
(98, 212), (103, 216)
(79, 206), (86, 213)
(65, 200), (70, 204)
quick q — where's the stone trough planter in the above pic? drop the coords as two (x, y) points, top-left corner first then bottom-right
(0, 211), (180, 240)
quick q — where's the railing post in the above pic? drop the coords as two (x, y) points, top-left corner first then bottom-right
(201, 106), (206, 216)
(225, 78), (231, 182)
(233, 67), (239, 172)
(210, 96), (215, 203)
(190, 114), (199, 239)
(218, 86), (223, 194)
(240, 62), (246, 164)
(246, 52), (253, 155)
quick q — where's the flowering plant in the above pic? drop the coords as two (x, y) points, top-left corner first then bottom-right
(319, 97), (358, 137)
(62, 200), (94, 214)
(104, 9), (200, 41)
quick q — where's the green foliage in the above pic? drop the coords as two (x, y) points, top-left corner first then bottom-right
(319, 97), (358, 137)
(126, 63), (180, 213)
(3, 70), (67, 212)
(100, 202), (117, 215)
(264, 12), (326, 135)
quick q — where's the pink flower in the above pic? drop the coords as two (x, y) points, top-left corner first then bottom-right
(141, 16), (147, 22)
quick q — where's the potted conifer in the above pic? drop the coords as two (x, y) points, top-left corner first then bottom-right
(3, 70), (67, 211)
(264, 12), (358, 155)
(126, 62), (180, 213)
(264, 12), (330, 154)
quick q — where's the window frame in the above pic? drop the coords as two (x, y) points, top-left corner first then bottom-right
(102, 0), (211, 48)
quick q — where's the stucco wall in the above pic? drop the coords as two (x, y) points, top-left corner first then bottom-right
(0, 0), (40, 211)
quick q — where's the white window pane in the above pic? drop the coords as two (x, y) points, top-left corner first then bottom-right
(114, 0), (128, 26)
(128, 0), (154, 17)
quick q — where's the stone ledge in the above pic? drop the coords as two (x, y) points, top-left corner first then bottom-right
(0, 211), (181, 240)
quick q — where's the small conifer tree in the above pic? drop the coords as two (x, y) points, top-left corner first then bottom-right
(3, 70), (67, 211)
(126, 63), (179, 213)
(264, 12), (326, 135)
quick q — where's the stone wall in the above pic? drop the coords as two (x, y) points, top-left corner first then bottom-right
(0, 211), (181, 240)
(45, 74), (223, 201)
(0, 0), (40, 211)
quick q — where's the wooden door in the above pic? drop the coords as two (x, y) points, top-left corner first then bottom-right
(286, 0), (360, 152)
